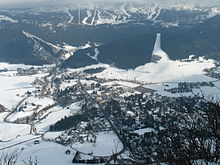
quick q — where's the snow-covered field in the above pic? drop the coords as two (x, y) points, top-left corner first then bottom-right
(35, 102), (82, 133)
(91, 57), (220, 98)
(95, 58), (215, 83)
(0, 140), (75, 165)
(7, 96), (55, 122)
(71, 131), (123, 156)
(17, 141), (74, 165)
(0, 63), (48, 110)
(0, 74), (36, 110)
(0, 123), (30, 141)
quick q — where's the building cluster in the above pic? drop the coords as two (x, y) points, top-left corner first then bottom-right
(49, 71), (208, 163)
(165, 82), (215, 94)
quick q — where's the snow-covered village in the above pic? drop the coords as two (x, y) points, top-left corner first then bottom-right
(0, 30), (220, 164)
(1, 0), (220, 164)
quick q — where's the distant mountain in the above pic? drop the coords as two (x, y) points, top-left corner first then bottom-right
(64, 15), (220, 69)
(0, 4), (219, 67)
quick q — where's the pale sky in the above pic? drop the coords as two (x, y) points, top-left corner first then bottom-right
(0, 0), (220, 8)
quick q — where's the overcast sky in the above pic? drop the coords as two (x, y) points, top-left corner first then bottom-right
(0, 0), (220, 8)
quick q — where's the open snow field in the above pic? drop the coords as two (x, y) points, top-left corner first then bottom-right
(0, 123), (30, 141)
(71, 131), (123, 156)
(0, 63), (48, 110)
(0, 140), (75, 165)
(95, 58), (215, 83)
(35, 102), (82, 133)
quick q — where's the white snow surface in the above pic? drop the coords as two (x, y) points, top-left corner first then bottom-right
(0, 72), (44, 110)
(0, 122), (30, 141)
(82, 10), (92, 25)
(0, 62), (47, 71)
(35, 102), (82, 133)
(135, 128), (155, 135)
(72, 131), (123, 156)
(87, 48), (100, 62)
(0, 112), (9, 122)
(7, 97), (55, 122)
(152, 33), (169, 61)
(61, 42), (92, 60)
(59, 79), (78, 90)
(114, 81), (140, 88)
(0, 15), (18, 23)
(95, 58), (215, 83)
(22, 31), (63, 52)
(15, 140), (74, 165)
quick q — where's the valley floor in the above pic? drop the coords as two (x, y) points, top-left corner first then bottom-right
(0, 57), (220, 164)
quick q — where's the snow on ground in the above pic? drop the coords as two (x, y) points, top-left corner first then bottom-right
(144, 81), (220, 99)
(0, 134), (38, 149)
(0, 15), (18, 23)
(135, 128), (155, 135)
(0, 73), (46, 110)
(82, 10), (92, 25)
(152, 33), (169, 61)
(0, 63), (49, 110)
(0, 59), (219, 164)
(7, 96), (55, 122)
(144, 83), (194, 97)
(193, 83), (220, 101)
(95, 58), (215, 83)
(80, 79), (97, 86)
(62, 43), (78, 60)
(0, 62), (51, 71)
(89, 58), (220, 98)
(72, 131), (123, 156)
(62, 42), (93, 60)
(0, 122), (30, 141)
(66, 9), (74, 24)
(66, 57), (219, 98)
(114, 81), (140, 88)
(63, 43), (78, 52)
(35, 102), (82, 133)
(13, 140), (75, 165)
(67, 63), (108, 73)
(101, 81), (117, 87)
(87, 48), (100, 62)
(60, 79), (78, 90)
(7, 111), (33, 122)
(43, 131), (64, 140)
(193, 160), (219, 165)
(0, 112), (9, 122)
(0, 75), (35, 110)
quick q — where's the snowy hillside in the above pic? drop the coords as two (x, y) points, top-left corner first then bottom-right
(0, 15), (17, 23)
(1, 2), (220, 27)
(1, 2), (220, 67)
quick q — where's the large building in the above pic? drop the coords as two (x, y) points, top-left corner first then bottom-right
(151, 33), (169, 62)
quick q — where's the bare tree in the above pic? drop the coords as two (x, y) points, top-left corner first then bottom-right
(23, 156), (39, 165)
(0, 150), (39, 165)
(0, 150), (20, 165)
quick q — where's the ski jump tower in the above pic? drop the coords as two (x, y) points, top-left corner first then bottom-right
(151, 33), (169, 62)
